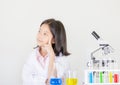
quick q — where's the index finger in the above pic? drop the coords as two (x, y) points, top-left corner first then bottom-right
(48, 36), (52, 45)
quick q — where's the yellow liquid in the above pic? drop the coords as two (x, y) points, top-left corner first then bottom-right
(73, 78), (78, 85)
(66, 78), (78, 85)
(109, 72), (113, 83)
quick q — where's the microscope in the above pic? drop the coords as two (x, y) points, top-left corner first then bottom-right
(87, 31), (114, 69)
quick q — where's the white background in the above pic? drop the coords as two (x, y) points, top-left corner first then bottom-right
(1, 0), (120, 85)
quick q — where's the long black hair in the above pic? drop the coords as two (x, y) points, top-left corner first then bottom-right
(40, 18), (70, 56)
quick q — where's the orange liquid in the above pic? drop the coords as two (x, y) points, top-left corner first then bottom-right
(66, 78), (78, 85)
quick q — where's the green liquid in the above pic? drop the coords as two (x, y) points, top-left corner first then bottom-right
(100, 72), (103, 83)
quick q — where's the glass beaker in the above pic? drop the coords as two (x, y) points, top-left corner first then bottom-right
(65, 70), (78, 85)
(72, 70), (78, 85)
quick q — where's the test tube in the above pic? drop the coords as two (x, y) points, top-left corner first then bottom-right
(104, 71), (109, 83)
(94, 71), (99, 83)
(109, 72), (113, 83)
(89, 72), (94, 83)
(114, 73), (119, 83)
(99, 72), (103, 83)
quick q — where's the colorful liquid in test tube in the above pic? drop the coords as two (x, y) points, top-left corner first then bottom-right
(114, 74), (119, 83)
(100, 72), (103, 83)
(109, 72), (113, 83)
(89, 72), (93, 83)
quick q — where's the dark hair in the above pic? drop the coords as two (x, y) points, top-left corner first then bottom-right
(40, 18), (70, 56)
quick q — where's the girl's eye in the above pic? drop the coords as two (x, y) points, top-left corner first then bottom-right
(44, 33), (47, 36)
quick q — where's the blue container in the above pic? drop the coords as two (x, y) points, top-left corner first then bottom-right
(50, 78), (62, 85)
(89, 72), (93, 83)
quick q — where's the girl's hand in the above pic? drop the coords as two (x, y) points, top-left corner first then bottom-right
(44, 38), (52, 54)
(44, 37), (55, 56)
(45, 37), (56, 81)
(45, 78), (50, 85)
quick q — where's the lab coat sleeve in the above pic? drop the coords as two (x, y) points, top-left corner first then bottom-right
(22, 57), (35, 85)
(22, 54), (45, 85)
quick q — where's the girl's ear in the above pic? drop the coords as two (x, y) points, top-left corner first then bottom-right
(51, 38), (55, 44)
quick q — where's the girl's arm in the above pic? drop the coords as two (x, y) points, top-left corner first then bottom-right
(44, 39), (56, 84)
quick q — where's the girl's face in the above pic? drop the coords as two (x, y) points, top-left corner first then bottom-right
(37, 24), (54, 47)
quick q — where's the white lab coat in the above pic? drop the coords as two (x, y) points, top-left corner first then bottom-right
(22, 48), (69, 85)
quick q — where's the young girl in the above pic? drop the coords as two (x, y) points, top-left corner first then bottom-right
(22, 18), (70, 85)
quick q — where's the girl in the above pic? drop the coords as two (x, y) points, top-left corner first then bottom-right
(22, 18), (70, 85)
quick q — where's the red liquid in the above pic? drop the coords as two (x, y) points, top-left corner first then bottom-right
(114, 74), (119, 83)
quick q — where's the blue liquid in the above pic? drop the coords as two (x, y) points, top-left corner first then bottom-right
(50, 78), (62, 85)
(89, 72), (94, 83)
